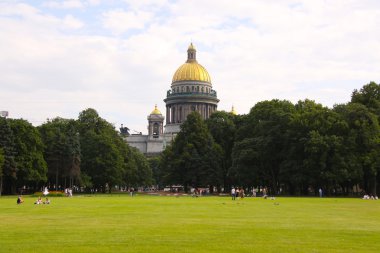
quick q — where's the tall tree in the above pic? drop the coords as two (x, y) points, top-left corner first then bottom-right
(64, 121), (81, 188)
(232, 100), (295, 194)
(161, 112), (222, 192)
(39, 118), (81, 190)
(0, 148), (4, 196)
(77, 108), (125, 192)
(284, 100), (354, 195)
(352, 82), (380, 116)
(148, 156), (161, 188)
(0, 117), (17, 194)
(125, 147), (153, 188)
(8, 119), (47, 191)
(351, 81), (380, 195)
(206, 111), (237, 192)
(334, 103), (380, 195)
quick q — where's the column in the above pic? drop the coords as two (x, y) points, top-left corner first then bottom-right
(166, 105), (170, 124)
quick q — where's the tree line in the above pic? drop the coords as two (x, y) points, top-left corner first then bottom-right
(158, 82), (380, 196)
(0, 108), (152, 195)
(2, 82), (380, 196)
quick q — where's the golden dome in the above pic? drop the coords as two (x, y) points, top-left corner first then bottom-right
(151, 105), (161, 115)
(172, 43), (211, 83)
(172, 62), (211, 83)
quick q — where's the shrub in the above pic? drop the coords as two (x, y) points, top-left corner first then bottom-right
(32, 191), (65, 197)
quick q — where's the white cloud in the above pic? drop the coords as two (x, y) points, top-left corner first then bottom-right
(101, 9), (152, 35)
(86, 0), (101, 6)
(123, 0), (169, 10)
(43, 0), (84, 9)
(63, 14), (84, 29)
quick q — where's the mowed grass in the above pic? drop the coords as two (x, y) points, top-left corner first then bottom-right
(0, 195), (379, 253)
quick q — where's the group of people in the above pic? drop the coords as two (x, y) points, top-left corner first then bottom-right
(192, 188), (209, 197)
(16, 196), (50, 205)
(231, 187), (274, 200)
(34, 196), (50, 205)
(231, 187), (245, 200)
(129, 187), (135, 196)
(64, 188), (73, 197)
(362, 194), (378, 200)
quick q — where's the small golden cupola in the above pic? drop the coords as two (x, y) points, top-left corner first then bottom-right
(231, 106), (237, 115)
(151, 105), (162, 115)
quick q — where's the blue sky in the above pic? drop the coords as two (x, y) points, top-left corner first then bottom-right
(1, 0), (380, 133)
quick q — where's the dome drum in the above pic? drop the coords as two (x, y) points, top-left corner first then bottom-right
(165, 89), (218, 101)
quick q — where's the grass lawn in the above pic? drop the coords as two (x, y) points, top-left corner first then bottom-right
(0, 195), (379, 253)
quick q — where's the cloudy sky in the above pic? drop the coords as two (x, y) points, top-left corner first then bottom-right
(1, 0), (380, 133)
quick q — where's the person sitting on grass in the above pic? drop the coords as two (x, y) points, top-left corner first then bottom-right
(43, 198), (50, 204)
(17, 195), (24, 204)
(35, 197), (42, 205)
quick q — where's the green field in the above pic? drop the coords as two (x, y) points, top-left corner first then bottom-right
(0, 195), (379, 253)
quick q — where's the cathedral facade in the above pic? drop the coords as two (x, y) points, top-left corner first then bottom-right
(126, 43), (219, 156)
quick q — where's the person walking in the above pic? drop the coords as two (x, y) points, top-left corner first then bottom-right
(252, 188), (256, 197)
(319, 188), (323, 197)
(231, 187), (236, 200)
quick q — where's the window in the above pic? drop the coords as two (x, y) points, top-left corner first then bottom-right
(153, 123), (159, 137)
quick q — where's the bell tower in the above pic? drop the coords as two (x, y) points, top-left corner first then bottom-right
(148, 105), (164, 139)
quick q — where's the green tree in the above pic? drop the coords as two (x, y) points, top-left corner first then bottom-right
(352, 81), (380, 116)
(283, 100), (354, 196)
(39, 118), (81, 190)
(0, 117), (17, 194)
(125, 147), (153, 188)
(206, 111), (237, 192)
(77, 108), (125, 192)
(161, 112), (222, 192)
(351, 81), (380, 195)
(8, 119), (47, 190)
(232, 100), (295, 194)
(148, 156), (161, 187)
(0, 148), (4, 196)
(334, 103), (380, 195)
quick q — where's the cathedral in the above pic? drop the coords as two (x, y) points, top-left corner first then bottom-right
(125, 43), (220, 156)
